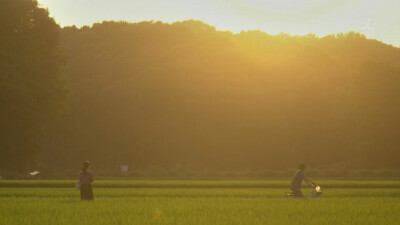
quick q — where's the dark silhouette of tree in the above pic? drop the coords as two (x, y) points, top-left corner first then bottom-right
(0, 0), (67, 171)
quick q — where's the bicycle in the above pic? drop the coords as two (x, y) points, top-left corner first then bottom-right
(284, 185), (322, 198)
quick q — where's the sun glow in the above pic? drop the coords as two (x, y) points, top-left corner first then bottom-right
(38, 0), (400, 46)
(222, 0), (352, 19)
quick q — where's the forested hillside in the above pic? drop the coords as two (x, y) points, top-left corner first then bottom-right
(36, 20), (400, 172)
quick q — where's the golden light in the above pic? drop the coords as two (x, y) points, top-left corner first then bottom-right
(222, 0), (354, 21)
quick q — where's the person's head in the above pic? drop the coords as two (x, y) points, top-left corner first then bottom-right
(83, 161), (90, 172)
(299, 164), (306, 171)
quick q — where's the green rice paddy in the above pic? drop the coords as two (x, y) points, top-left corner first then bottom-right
(0, 180), (399, 225)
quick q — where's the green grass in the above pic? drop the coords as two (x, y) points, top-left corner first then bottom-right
(1, 179), (400, 188)
(0, 181), (399, 225)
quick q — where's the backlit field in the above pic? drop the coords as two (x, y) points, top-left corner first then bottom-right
(1, 181), (399, 225)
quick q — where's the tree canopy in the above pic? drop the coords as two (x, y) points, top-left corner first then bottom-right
(40, 20), (400, 172)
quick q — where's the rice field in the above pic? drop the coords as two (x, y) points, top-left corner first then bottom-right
(0, 180), (399, 225)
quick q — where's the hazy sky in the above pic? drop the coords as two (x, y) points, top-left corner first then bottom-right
(39, 0), (400, 46)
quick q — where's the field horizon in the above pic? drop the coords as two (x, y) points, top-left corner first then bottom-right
(1, 179), (400, 189)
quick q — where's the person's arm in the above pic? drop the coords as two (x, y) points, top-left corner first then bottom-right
(90, 172), (94, 183)
(303, 175), (315, 186)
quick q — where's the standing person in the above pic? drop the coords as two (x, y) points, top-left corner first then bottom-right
(78, 161), (94, 200)
(290, 164), (315, 198)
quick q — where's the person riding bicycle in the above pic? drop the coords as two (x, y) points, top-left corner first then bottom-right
(290, 164), (315, 198)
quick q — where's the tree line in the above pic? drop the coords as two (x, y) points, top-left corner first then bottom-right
(47, 20), (400, 172)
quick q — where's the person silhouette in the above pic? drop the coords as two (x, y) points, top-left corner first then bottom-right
(78, 161), (94, 200)
(290, 164), (315, 198)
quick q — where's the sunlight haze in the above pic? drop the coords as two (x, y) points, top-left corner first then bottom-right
(39, 0), (400, 46)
